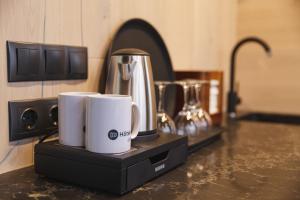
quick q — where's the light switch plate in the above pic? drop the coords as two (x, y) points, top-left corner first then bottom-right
(7, 41), (88, 82)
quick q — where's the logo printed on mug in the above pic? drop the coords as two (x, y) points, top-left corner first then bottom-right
(108, 129), (118, 140)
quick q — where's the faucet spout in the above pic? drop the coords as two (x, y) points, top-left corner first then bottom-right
(227, 36), (272, 118)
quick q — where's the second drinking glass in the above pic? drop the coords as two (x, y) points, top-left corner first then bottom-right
(174, 80), (212, 136)
(174, 81), (198, 136)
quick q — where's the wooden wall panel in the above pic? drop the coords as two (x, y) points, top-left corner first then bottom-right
(0, 0), (45, 174)
(44, 0), (82, 46)
(42, 0), (87, 98)
(82, 0), (111, 59)
(108, 0), (229, 71)
(237, 0), (300, 114)
(0, 0), (236, 174)
(219, 0), (237, 112)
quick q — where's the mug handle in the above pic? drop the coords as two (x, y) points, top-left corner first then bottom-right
(131, 102), (140, 139)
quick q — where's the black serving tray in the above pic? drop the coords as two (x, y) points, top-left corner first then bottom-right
(34, 134), (187, 195)
(187, 127), (223, 154)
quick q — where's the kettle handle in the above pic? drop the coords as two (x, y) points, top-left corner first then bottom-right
(131, 102), (140, 139)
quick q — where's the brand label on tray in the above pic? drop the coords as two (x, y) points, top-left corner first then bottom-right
(155, 163), (165, 172)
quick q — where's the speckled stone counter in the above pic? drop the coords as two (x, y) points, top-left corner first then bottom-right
(1, 121), (300, 200)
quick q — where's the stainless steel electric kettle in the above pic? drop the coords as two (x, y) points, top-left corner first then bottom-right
(105, 48), (157, 137)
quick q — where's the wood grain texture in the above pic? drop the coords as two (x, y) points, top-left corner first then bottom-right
(219, 0), (237, 112)
(237, 0), (300, 114)
(42, 0), (86, 98)
(0, 0), (235, 174)
(82, 0), (111, 59)
(108, 0), (232, 71)
(0, 0), (45, 174)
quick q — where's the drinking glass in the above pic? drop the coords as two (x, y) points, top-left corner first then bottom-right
(190, 82), (212, 131)
(155, 81), (176, 134)
(174, 81), (198, 136)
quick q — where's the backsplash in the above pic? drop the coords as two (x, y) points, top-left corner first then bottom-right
(0, 0), (235, 174)
(237, 0), (300, 114)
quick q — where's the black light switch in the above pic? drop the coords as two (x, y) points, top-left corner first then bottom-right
(70, 51), (85, 74)
(17, 48), (40, 75)
(45, 50), (65, 74)
(68, 47), (88, 79)
(44, 45), (68, 80)
(7, 42), (43, 82)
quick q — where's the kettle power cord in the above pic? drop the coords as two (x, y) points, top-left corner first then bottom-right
(0, 143), (18, 166)
(0, 129), (57, 167)
(38, 130), (58, 144)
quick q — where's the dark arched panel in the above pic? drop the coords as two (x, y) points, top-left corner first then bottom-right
(100, 18), (176, 116)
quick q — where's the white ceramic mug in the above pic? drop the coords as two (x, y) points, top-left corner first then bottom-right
(85, 94), (140, 154)
(58, 92), (99, 146)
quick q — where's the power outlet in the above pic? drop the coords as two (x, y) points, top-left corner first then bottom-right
(8, 98), (58, 141)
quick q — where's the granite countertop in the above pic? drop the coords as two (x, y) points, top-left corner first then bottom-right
(1, 121), (300, 200)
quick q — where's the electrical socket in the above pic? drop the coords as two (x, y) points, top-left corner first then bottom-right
(8, 98), (58, 141)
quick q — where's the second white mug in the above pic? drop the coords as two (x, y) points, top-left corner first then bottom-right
(58, 92), (99, 147)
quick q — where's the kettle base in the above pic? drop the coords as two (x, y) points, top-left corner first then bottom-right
(135, 129), (159, 142)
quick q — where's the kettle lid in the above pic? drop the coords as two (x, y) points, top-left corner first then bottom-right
(112, 48), (149, 56)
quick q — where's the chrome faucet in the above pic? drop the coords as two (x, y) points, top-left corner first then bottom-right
(227, 37), (272, 118)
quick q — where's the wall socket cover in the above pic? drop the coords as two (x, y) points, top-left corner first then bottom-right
(8, 98), (58, 141)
